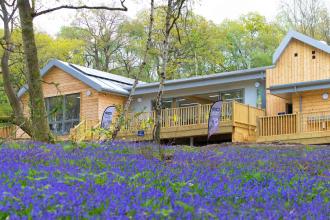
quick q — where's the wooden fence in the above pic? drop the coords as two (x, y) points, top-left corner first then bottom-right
(258, 110), (330, 137)
(121, 102), (234, 132)
(233, 102), (265, 126)
(258, 114), (297, 136)
(0, 124), (15, 139)
(70, 101), (266, 141)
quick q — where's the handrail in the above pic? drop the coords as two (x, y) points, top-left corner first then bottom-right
(121, 102), (234, 132)
(257, 110), (330, 137)
(70, 119), (101, 142)
(0, 124), (16, 139)
(69, 101), (266, 141)
(258, 113), (297, 137)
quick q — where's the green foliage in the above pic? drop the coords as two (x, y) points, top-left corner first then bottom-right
(0, 28), (85, 107)
(176, 201), (194, 212)
(218, 13), (284, 70)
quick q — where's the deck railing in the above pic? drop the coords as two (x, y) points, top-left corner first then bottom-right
(70, 119), (99, 142)
(233, 102), (265, 126)
(0, 124), (16, 139)
(70, 101), (265, 141)
(258, 114), (297, 136)
(258, 110), (330, 137)
(300, 110), (330, 133)
(122, 102), (233, 132)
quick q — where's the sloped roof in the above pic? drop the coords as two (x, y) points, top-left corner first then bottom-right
(273, 30), (330, 64)
(133, 65), (271, 95)
(18, 59), (139, 98)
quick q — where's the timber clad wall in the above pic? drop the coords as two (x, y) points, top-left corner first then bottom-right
(98, 93), (126, 120)
(18, 67), (127, 138)
(42, 67), (99, 121)
(266, 39), (330, 115)
(292, 90), (330, 113)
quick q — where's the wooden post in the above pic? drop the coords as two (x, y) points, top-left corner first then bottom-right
(247, 105), (250, 135)
(197, 104), (201, 124)
(296, 113), (301, 134)
(190, 136), (194, 146)
(232, 101), (235, 123)
(256, 115), (259, 137)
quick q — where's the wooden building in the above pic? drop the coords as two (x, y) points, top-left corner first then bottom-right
(16, 60), (128, 138)
(258, 31), (330, 144)
(16, 60), (266, 144)
(12, 31), (330, 144)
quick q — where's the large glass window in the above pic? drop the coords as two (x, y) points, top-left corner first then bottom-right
(220, 89), (244, 103)
(45, 93), (80, 135)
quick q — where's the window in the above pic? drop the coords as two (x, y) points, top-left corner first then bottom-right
(220, 89), (244, 103)
(45, 93), (80, 135)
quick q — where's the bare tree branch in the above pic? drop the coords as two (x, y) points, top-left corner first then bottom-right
(32, 1), (128, 17)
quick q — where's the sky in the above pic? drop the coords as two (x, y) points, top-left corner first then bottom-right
(34, 0), (282, 36)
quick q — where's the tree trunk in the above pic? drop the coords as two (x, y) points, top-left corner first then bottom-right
(94, 46), (101, 69)
(111, 0), (155, 141)
(153, 0), (172, 148)
(17, 0), (53, 142)
(0, 1), (33, 136)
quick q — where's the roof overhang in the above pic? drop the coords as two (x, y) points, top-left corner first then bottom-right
(133, 66), (271, 95)
(269, 79), (330, 98)
(17, 59), (130, 98)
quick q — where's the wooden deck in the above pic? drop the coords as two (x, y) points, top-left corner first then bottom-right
(70, 101), (265, 143)
(257, 111), (330, 144)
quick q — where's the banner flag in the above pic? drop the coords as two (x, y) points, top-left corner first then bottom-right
(208, 100), (223, 139)
(101, 106), (116, 129)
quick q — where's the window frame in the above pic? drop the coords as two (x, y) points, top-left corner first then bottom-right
(45, 93), (80, 135)
(219, 89), (245, 103)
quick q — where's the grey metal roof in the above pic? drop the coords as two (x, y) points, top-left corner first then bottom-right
(70, 64), (135, 85)
(133, 66), (271, 95)
(269, 79), (330, 95)
(17, 60), (272, 98)
(273, 30), (330, 64)
(17, 59), (138, 98)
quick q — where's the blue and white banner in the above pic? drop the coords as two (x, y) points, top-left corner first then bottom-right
(208, 100), (223, 139)
(101, 106), (116, 129)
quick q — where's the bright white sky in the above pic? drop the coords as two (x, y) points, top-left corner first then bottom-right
(34, 0), (282, 36)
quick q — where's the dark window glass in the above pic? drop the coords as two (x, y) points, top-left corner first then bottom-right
(45, 93), (80, 135)
(286, 103), (293, 114)
(47, 96), (63, 122)
(220, 89), (244, 103)
(65, 94), (80, 120)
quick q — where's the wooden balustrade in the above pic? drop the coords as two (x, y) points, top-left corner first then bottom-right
(258, 114), (297, 137)
(0, 124), (15, 139)
(70, 119), (99, 142)
(122, 102), (234, 132)
(70, 101), (266, 141)
(300, 111), (330, 133)
(257, 110), (330, 138)
(233, 102), (265, 126)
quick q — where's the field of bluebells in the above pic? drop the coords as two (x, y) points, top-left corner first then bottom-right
(0, 141), (329, 219)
